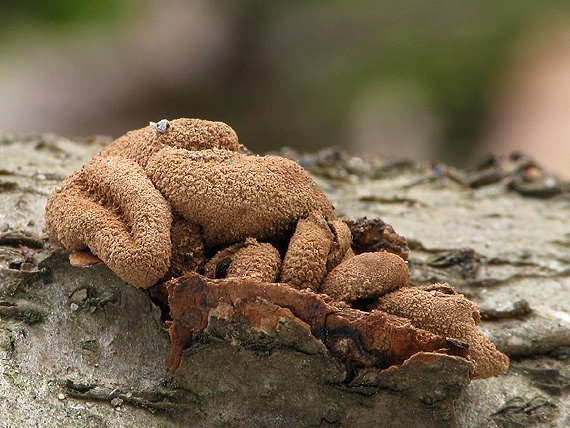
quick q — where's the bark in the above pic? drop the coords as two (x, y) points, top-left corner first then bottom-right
(1, 134), (569, 427)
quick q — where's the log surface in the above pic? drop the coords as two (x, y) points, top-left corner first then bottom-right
(1, 134), (569, 427)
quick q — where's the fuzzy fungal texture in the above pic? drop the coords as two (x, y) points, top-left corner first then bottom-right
(321, 251), (409, 303)
(45, 118), (336, 288)
(280, 211), (335, 290)
(168, 215), (206, 278)
(45, 118), (243, 288)
(45, 155), (172, 288)
(145, 147), (336, 248)
(374, 284), (509, 379)
(101, 118), (242, 169)
(204, 238), (281, 282)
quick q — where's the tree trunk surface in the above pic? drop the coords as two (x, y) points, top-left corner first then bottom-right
(1, 133), (569, 428)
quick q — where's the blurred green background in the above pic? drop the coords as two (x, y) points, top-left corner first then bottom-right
(2, 0), (570, 175)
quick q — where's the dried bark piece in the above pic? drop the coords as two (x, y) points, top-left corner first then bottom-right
(146, 147), (336, 248)
(165, 273), (469, 374)
(347, 217), (410, 260)
(205, 298), (326, 356)
(374, 285), (509, 379)
(321, 251), (409, 303)
(280, 211), (334, 290)
(323, 307), (468, 379)
(101, 118), (242, 169)
(204, 238), (281, 282)
(45, 155), (172, 288)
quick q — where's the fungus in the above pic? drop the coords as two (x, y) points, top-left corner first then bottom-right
(45, 155), (172, 289)
(280, 211), (334, 290)
(145, 147), (335, 248)
(167, 215), (206, 279)
(374, 284), (509, 378)
(205, 238), (281, 282)
(45, 118), (336, 287)
(321, 251), (409, 303)
(101, 118), (242, 169)
(44, 117), (510, 382)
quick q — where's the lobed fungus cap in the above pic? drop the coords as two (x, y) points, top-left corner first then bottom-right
(101, 118), (242, 169)
(321, 251), (409, 303)
(374, 284), (509, 379)
(146, 147), (336, 248)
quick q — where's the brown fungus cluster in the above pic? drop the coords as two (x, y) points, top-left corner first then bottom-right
(374, 284), (510, 379)
(44, 118), (508, 380)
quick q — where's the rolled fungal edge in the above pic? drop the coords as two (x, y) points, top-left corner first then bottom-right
(321, 251), (409, 303)
(45, 156), (173, 288)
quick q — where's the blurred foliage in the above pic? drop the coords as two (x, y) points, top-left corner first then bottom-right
(216, 0), (570, 163)
(1, 0), (125, 24)
(2, 0), (570, 165)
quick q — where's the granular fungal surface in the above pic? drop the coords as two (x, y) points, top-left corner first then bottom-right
(44, 118), (508, 381)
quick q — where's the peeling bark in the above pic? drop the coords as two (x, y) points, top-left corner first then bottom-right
(165, 273), (469, 375)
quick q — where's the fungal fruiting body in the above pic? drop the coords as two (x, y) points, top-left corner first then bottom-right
(44, 118), (509, 379)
